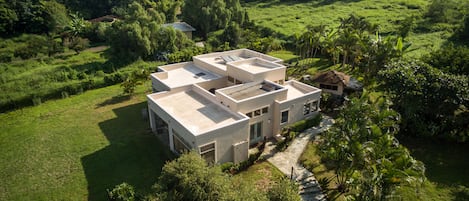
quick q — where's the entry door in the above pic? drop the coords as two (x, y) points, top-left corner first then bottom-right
(249, 121), (263, 144)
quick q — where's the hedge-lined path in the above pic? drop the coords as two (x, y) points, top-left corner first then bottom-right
(262, 115), (334, 201)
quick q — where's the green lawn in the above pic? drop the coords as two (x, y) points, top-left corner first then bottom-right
(0, 84), (173, 201)
(233, 161), (285, 191)
(398, 135), (469, 200)
(245, 0), (447, 57)
(0, 42), (163, 112)
(299, 138), (469, 200)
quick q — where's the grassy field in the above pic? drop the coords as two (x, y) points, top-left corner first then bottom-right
(246, 0), (447, 57)
(299, 138), (469, 200)
(0, 84), (173, 201)
(0, 40), (163, 112)
(233, 161), (285, 191)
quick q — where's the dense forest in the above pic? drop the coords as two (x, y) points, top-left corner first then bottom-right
(0, 0), (468, 200)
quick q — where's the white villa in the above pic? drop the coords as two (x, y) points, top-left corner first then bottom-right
(147, 49), (322, 164)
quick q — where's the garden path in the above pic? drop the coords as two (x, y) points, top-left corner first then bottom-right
(261, 115), (334, 201)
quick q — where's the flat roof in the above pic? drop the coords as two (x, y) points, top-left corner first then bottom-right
(194, 49), (283, 73)
(284, 80), (321, 100)
(220, 81), (283, 101)
(151, 90), (242, 134)
(229, 58), (285, 74)
(154, 62), (221, 88)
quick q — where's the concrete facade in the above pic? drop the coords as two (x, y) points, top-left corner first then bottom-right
(147, 49), (321, 164)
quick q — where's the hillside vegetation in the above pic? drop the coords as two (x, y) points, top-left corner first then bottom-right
(245, 0), (449, 56)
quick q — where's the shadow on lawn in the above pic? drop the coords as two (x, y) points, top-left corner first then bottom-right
(81, 102), (173, 201)
(95, 95), (131, 108)
(398, 135), (469, 198)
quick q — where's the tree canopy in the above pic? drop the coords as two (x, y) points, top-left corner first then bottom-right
(108, 151), (301, 201)
(379, 60), (469, 142)
(319, 92), (426, 199)
(106, 1), (193, 62)
(182, 0), (246, 38)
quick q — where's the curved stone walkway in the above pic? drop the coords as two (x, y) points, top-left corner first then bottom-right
(262, 115), (334, 201)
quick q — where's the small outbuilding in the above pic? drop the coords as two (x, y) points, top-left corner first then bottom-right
(162, 22), (196, 39)
(312, 70), (362, 96)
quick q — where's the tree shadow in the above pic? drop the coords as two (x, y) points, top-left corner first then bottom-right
(95, 95), (131, 108)
(452, 187), (469, 201)
(81, 102), (174, 201)
(398, 136), (469, 187)
(70, 61), (106, 73)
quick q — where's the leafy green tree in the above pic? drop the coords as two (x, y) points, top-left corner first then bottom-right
(223, 22), (242, 48)
(182, 0), (246, 38)
(397, 15), (416, 38)
(45, 35), (64, 57)
(379, 60), (469, 141)
(13, 34), (47, 59)
(68, 37), (89, 54)
(425, 0), (460, 23)
(107, 1), (193, 61)
(41, 0), (69, 34)
(424, 43), (469, 75)
(154, 151), (237, 201)
(108, 183), (136, 201)
(0, 0), (18, 35)
(319, 92), (426, 199)
(120, 69), (149, 96)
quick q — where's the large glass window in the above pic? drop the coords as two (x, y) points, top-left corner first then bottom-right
(200, 143), (215, 164)
(281, 110), (289, 124)
(262, 107), (269, 114)
(172, 130), (191, 154)
(304, 101), (319, 115)
(311, 101), (318, 111)
(250, 122), (263, 141)
(304, 102), (311, 115)
(319, 84), (338, 91)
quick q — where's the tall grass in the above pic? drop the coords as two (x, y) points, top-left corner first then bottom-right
(0, 40), (163, 112)
(244, 0), (449, 56)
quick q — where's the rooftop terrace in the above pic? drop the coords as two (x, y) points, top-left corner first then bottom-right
(152, 62), (221, 88)
(194, 49), (283, 73)
(229, 58), (285, 74)
(283, 80), (322, 100)
(219, 81), (284, 101)
(149, 90), (243, 134)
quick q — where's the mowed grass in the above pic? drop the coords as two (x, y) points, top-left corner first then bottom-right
(233, 161), (285, 191)
(246, 0), (446, 56)
(299, 138), (468, 200)
(0, 84), (173, 201)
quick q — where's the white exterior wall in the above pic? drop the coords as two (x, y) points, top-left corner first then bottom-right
(273, 92), (322, 135)
(148, 92), (249, 163)
(195, 119), (249, 163)
(151, 73), (171, 92)
(260, 68), (286, 83)
(196, 77), (228, 91)
(147, 97), (197, 150)
(193, 57), (227, 76)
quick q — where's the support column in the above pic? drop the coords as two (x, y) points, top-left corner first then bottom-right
(148, 107), (156, 133)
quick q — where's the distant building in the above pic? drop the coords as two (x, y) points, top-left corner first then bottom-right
(88, 15), (119, 23)
(312, 70), (362, 96)
(162, 22), (196, 39)
(147, 49), (322, 164)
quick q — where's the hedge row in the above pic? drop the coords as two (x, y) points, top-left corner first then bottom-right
(276, 114), (323, 151)
(0, 71), (130, 112)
